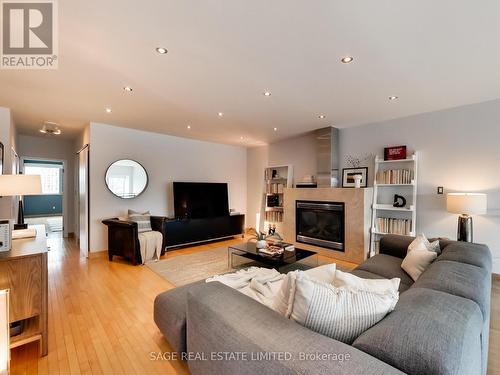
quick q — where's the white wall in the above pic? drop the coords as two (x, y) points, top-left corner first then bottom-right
(339, 99), (500, 273)
(88, 122), (247, 252)
(17, 134), (76, 236)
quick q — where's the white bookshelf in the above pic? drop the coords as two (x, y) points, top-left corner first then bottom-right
(259, 165), (293, 234)
(370, 153), (418, 256)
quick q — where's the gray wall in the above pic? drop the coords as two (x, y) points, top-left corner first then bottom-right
(247, 99), (500, 273)
(339, 99), (500, 273)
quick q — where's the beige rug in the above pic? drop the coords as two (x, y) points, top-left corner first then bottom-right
(147, 247), (243, 286)
(147, 246), (322, 287)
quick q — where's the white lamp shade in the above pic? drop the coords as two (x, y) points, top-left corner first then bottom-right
(0, 290), (9, 375)
(0, 174), (42, 196)
(447, 193), (487, 215)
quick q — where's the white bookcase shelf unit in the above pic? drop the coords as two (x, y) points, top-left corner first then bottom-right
(260, 165), (293, 233)
(370, 152), (418, 256)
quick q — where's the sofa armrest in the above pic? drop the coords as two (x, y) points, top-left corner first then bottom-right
(102, 218), (138, 229)
(186, 282), (404, 375)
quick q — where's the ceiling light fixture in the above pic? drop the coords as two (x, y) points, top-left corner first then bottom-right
(389, 96), (398, 101)
(341, 56), (354, 64)
(263, 91), (271, 97)
(123, 86), (133, 92)
(40, 122), (61, 135)
(105, 108), (112, 113)
(187, 125), (191, 129)
(218, 112), (224, 117)
(156, 47), (168, 54)
(273, 127), (278, 131)
(240, 136), (244, 140)
(318, 114), (326, 119)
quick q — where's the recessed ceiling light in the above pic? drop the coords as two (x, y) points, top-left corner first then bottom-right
(389, 96), (398, 101)
(240, 136), (244, 140)
(124, 86), (133, 92)
(273, 127), (278, 131)
(218, 112), (224, 117)
(318, 114), (326, 119)
(156, 47), (168, 54)
(263, 91), (271, 97)
(341, 56), (354, 64)
(105, 108), (112, 113)
(187, 125), (191, 129)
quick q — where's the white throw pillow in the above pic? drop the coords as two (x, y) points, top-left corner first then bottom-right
(401, 234), (440, 281)
(289, 274), (399, 344)
(333, 270), (400, 294)
(271, 263), (336, 317)
(408, 233), (441, 254)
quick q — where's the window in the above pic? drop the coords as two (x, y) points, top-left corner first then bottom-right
(24, 165), (62, 194)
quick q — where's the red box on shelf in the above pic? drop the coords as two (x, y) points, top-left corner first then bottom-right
(384, 146), (407, 161)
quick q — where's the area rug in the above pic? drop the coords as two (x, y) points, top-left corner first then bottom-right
(147, 247), (241, 287)
(146, 246), (323, 287)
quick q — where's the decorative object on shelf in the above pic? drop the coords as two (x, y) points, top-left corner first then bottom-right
(0, 174), (42, 234)
(342, 167), (368, 188)
(105, 159), (148, 199)
(0, 221), (10, 253)
(0, 289), (9, 375)
(344, 153), (374, 168)
(393, 194), (407, 208)
(384, 145), (407, 161)
(446, 193), (487, 242)
(266, 194), (280, 207)
(354, 175), (363, 188)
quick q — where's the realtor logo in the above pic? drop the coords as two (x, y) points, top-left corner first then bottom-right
(1, 0), (58, 69)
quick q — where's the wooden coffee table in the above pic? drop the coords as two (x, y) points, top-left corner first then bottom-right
(228, 242), (318, 273)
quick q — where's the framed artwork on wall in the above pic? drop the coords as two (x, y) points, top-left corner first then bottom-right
(342, 167), (368, 188)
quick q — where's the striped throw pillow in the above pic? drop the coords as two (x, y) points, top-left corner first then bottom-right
(290, 273), (399, 344)
(128, 209), (152, 233)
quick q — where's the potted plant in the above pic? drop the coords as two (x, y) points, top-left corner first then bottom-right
(250, 230), (283, 249)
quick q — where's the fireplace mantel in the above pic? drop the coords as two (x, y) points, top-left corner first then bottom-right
(283, 188), (373, 264)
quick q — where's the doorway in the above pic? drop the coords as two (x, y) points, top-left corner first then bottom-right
(22, 159), (65, 235)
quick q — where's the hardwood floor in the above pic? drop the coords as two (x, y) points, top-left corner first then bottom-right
(9, 233), (500, 374)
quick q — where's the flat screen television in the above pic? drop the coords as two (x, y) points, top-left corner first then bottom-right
(173, 182), (229, 219)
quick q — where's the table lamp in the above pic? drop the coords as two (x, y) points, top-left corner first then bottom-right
(446, 193), (487, 242)
(0, 174), (42, 231)
(0, 290), (8, 375)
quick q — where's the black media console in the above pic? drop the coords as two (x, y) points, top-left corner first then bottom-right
(165, 214), (245, 249)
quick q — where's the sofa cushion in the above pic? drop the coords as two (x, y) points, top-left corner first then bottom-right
(412, 260), (491, 319)
(354, 254), (414, 290)
(153, 279), (205, 354)
(437, 242), (492, 272)
(353, 288), (483, 375)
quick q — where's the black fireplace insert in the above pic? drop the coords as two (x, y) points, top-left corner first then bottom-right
(296, 200), (345, 251)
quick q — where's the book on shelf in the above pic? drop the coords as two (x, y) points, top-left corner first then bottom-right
(265, 211), (283, 222)
(266, 182), (285, 194)
(376, 218), (412, 235)
(376, 169), (413, 184)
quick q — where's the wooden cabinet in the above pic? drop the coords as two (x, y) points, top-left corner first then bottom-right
(0, 225), (48, 356)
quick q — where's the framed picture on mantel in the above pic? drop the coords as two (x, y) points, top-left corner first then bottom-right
(342, 167), (368, 188)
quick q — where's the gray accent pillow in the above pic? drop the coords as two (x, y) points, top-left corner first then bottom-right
(128, 209), (152, 233)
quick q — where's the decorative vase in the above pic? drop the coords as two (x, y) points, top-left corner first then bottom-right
(256, 240), (267, 249)
(354, 175), (362, 188)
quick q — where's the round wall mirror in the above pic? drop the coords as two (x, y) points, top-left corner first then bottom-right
(105, 159), (148, 199)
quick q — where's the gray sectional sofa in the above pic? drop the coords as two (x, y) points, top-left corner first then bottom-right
(154, 235), (492, 375)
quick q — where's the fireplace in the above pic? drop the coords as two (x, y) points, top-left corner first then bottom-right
(296, 200), (345, 251)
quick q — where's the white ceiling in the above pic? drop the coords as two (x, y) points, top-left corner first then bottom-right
(2, 0), (500, 145)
